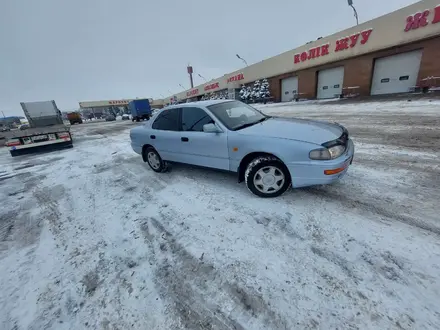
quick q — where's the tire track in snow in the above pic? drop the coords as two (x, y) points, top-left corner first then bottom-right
(117, 161), (290, 330)
(143, 215), (289, 330)
(302, 185), (440, 236)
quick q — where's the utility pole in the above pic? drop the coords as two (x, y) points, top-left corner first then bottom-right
(1, 111), (5, 118)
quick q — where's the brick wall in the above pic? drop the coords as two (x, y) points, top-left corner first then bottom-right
(417, 37), (440, 87)
(267, 36), (440, 101)
(298, 70), (317, 99)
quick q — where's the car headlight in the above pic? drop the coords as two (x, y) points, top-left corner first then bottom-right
(309, 148), (331, 160)
(309, 145), (345, 160)
(328, 145), (345, 159)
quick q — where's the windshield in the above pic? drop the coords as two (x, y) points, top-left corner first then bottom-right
(207, 101), (267, 130)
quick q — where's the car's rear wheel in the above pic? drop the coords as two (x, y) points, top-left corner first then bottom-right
(144, 147), (166, 173)
(245, 156), (291, 198)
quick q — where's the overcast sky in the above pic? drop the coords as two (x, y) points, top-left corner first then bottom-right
(0, 0), (418, 116)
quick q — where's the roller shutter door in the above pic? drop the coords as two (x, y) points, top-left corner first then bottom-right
(281, 76), (298, 102)
(317, 67), (344, 99)
(370, 50), (423, 95)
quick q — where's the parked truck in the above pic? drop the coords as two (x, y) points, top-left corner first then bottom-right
(129, 99), (152, 122)
(67, 112), (83, 124)
(5, 100), (73, 157)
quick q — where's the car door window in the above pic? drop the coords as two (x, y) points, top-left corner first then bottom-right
(152, 108), (180, 131)
(181, 107), (214, 132)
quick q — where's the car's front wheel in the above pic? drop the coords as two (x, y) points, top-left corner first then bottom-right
(144, 147), (167, 173)
(245, 156), (291, 198)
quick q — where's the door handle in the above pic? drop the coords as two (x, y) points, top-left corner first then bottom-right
(181, 137), (189, 142)
(150, 135), (156, 139)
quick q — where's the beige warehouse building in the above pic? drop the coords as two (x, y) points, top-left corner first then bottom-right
(80, 0), (440, 108)
(166, 0), (440, 104)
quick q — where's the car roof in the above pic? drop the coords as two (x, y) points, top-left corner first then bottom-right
(165, 99), (235, 110)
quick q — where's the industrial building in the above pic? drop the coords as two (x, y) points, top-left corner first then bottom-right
(166, 0), (440, 104)
(78, 98), (162, 118)
(78, 0), (440, 108)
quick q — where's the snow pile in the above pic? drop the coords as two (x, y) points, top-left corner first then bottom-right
(255, 98), (440, 115)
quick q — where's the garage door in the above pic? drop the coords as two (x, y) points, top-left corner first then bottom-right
(370, 50), (423, 95)
(281, 76), (298, 102)
(317, 67), (344, 99)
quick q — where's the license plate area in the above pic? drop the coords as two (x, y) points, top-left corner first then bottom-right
(32, 135), (48, 142)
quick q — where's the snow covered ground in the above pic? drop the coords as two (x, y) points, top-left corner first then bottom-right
(1, 99), (440, 330)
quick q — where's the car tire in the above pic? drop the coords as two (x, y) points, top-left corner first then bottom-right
(244, 156), (291, 198)
(144, 147), (167, 173)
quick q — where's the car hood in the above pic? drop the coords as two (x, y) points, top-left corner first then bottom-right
(238, 117), (343, 145)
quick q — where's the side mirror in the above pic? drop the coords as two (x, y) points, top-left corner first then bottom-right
(203, 123), (221, 133)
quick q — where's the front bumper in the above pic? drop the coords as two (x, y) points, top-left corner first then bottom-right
(288, 139), (355, 188)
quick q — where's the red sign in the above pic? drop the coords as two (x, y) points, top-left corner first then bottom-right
(294, 28), (373, 64)
(405, 5), (440, 32)
(109, 100), (129, 105)
(204, 82), (219, 91)
(227, 73), (244, 83)
(294, 44), (330, 64)
(335, 29), (372, 52)
(186, 89), (199, 97)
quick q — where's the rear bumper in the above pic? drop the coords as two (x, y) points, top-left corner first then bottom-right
(131, 142), (142, 155)
(10, 137), (71, 150)
(288, 139), (355, 188)
(10, 140), (73, 156)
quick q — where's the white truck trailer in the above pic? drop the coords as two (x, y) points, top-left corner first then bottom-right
(5, 100), (73, 157)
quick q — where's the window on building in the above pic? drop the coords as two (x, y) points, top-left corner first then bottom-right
(181, 107), (214, 132)
(323, 86), (329, 90)
(399, 75), (410, 81)
(284, 91), (289, 95)
(381, 78), (390, 83)
(334, 84), (340, 88)
(152, 108), (180, 131)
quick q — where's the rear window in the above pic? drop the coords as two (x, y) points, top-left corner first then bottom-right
(152, 108), (180, 131)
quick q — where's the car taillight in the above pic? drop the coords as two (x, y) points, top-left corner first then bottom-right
(6, 139), (21, 147)
(57, 132), (70, 139)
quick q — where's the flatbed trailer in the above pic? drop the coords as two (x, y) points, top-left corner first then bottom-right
(5, 100), (73, 157)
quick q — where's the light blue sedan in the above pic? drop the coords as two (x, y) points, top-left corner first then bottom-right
(130, 100), (354, 198)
